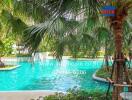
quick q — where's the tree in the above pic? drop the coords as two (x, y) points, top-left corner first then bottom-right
(10, 0), (132, 99)
(0, 40), (5, 67)
(0, 20), (5, 67)
(0, 0), (28, 66)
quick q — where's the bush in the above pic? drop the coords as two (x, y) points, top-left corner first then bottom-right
(0, 37), (14, 56)
(96, 67), (111, 79)
(96, 67), (132, 79)
(43, 88), (112, 100)
(16, 53), (31, 57)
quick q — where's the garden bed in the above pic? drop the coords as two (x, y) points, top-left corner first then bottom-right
(95, 67), (132, 81)
(43, 89), (112, 100)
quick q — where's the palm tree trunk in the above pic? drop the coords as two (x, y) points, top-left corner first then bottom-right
(110, 15), (131, 100)
(105, 55), (109, 70)
(129, 51), (132, 69)
(109, 2), (132, 98)
(110, 15), (125, 100)
(104, 41), (109, 71)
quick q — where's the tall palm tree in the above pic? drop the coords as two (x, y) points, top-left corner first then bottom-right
(9, 0), (132, 99)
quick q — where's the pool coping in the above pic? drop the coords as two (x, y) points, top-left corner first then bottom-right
(0, 90), (66, 93)
(92, 70), (108, 83)
(0, 65), (20, 71)
(1, 56), (104, 62)
(0, 90), (66, 100)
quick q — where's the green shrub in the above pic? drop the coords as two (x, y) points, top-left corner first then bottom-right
(0, 37), (14, 56)
(16, 53), (31, 57)
(96, 67), (132, 79)
(96, 67), (111, 79)
(43, 88), (112, 100)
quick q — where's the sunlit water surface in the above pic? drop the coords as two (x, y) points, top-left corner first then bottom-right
(0, 59), (109, 91)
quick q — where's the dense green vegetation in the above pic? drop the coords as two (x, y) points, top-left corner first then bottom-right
(0, 0), (132, 99)
(0, 65), (15, 68)
(43, 88), (112, 100)
(0, 38), (14, 56)
(96, 67), (111, 79)
(0, 1), (131, 59)
(96, 67), (132, 79)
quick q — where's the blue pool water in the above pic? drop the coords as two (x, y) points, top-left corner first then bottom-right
(0, 59), (109, 91)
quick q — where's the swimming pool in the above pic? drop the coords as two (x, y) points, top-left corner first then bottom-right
(0, 59), (108, 91)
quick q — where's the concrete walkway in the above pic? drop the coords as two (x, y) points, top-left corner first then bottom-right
(0, 90), (56, 100)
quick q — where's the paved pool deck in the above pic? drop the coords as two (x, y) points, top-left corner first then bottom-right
(0, 90), (57, 100)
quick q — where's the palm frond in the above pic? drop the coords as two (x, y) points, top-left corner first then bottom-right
(13, 0), (101, 22)
(0, 10), (28, 35)
(94, 27), (110, 42)
(123, 20), (132, 50)
(23, 17), (79, 53)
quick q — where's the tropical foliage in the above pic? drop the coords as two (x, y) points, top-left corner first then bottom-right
(43, 88), (112, 100)
(0, 37), (14, 56)
(10, 0), (132, 59)
(0, 0), (132, 99)
(12, 0), (132, 99)
(0, 0), (132, 58)
(96, 67), (132, 80)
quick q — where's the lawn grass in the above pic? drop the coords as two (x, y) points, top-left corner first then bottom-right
(0, 65), (16, 69)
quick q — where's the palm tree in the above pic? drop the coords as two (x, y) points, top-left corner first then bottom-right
(9, 0), (132, 99)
